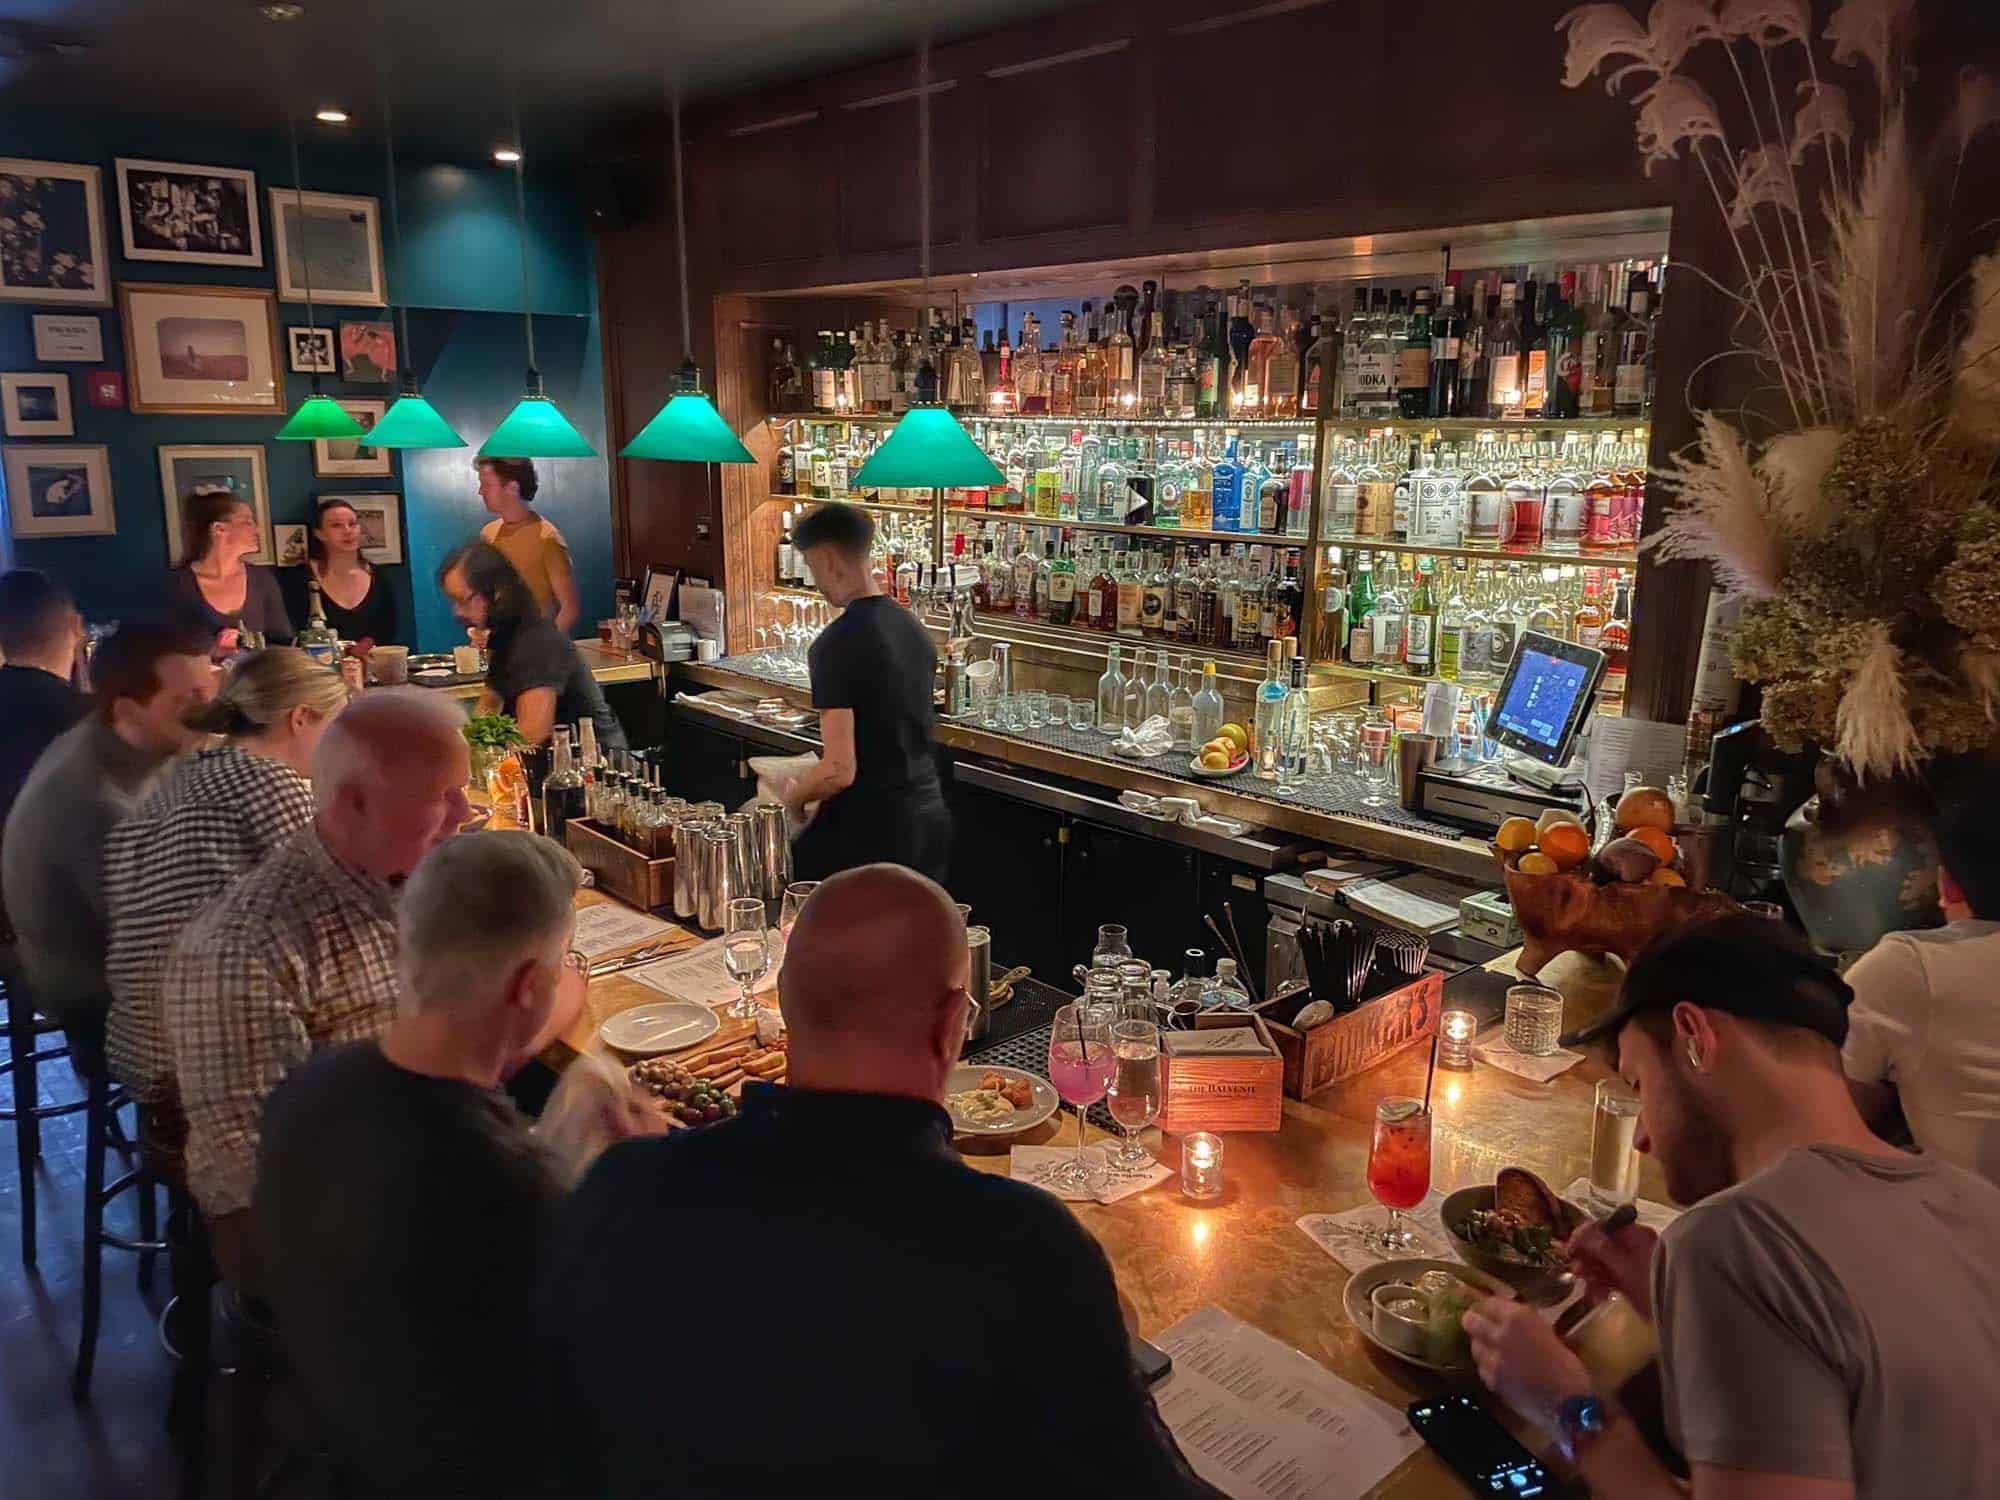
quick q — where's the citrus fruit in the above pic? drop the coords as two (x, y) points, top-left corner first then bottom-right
(1516, 852), (1559, 875)
(1199, 749), (1229, 769)
(1536, 806), (1585, 837)
(1614, 785), (1676, 834)
(1496, 816), (1538, 853)
(1538, 821), (1591, 871)
(1628, 825), (1676, 863)
(1647, 866), (1686, 887)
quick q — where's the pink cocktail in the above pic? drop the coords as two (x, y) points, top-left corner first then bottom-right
(1048, 1004), (1112, 1191)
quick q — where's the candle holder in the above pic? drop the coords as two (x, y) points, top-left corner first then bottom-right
(1437, 1007), (1476, 1070)
(1181, 1131), (1223, 1200)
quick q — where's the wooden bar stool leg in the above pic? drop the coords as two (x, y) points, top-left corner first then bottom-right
(72, 1074), (110, 1403)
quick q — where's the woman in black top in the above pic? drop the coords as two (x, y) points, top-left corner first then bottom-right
(437, 541), (625, 751)
(308, 497), (406, 646)
(167, 489), (294, 653)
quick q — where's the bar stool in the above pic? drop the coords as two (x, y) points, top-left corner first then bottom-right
(0, 944), (91, 1267)
(71, 1042), (165, 1402)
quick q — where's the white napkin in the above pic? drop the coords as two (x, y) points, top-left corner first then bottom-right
(1473, 1029), (1586, 1083)
(1011, 1144), (1174, 1204)
(1296, 1190), (1455, 1272)
(1115, 714), (1175, 757)
(1559, 1178), (1681, 1232)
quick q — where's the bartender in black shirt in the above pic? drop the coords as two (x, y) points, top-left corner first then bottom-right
(784, 503), (949, 883)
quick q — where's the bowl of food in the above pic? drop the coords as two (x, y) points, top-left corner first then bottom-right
(1190, 724), (1250, 777)
(1343, 1258), (1515, 1373)
(1441, 1167), (1589, 1302)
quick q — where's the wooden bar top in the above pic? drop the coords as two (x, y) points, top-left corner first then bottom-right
(557, 888), (1659, 1495)
(433, 641), (661, 702)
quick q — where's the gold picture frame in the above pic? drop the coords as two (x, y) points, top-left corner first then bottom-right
(119, 281), (284, 414)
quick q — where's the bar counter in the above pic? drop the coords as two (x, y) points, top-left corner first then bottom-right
(674, 656), (1499, 882)
(558, 888), (1662, 1497)
(428, 641), (662, 702)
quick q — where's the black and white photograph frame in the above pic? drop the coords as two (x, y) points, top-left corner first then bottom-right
(3, 443), (114, 536)
(268, 188), (384, 306)
(272, 523), (309, 569)
(0, 159), (110, 305)
(287, 324), (336, 374)
(311, 398), (390, 477)
(320, 491), (401, 564)
(1, 372), (74, 437)
(158, 443), (273, 565)
(115, 158), (261, 267)
(31, 313), (103, 362)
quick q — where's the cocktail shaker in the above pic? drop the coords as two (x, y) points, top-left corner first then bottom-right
(752, 801), (792, 902)
(673, 817), (713, 921)
(964, 925), (993, 1043)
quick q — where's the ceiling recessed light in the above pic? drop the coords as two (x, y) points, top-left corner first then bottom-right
(258, 1), (305, 20)
(492, 147), (522, 164)
(315, 108), (349, 124)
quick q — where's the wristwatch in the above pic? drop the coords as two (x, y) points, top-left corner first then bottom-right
(1556, 1393), (1610, 1462)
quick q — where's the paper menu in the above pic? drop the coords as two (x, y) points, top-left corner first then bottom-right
(571, 903), (674, 959)
(1585, 715), (1686, 805)
(1152, 1305), (1422, 1500)
(626, 937), (749, 1008)
(1339, 872), (1471, 935)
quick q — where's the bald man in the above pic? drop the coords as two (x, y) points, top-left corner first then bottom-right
(167, 688), (472, 1276)
(543, 865), (1221, 1500)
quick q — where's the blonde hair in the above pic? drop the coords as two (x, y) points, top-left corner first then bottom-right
(183, 647), (352, 738)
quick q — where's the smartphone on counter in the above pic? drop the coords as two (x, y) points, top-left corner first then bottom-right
(1130, 1336), (1173, 1388)
(1408, 1395), (1561, 1496)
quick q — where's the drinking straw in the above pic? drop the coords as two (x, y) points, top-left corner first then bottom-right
(1224, 902), (1261, 1002)
(1073, 1002), (1088, 1062)
(1422, 1029), (1440, 1113)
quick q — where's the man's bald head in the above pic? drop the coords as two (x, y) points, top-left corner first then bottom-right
(311, 687), (473, 883)
(781, 865), (971, 1100)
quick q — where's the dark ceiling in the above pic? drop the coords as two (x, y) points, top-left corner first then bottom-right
(0, 0), (1095, 161)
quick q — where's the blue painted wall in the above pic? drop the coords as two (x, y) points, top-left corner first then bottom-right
(0, 115), (611, 651)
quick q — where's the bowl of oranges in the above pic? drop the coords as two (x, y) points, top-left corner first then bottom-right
(1491, 788), (1742, 978)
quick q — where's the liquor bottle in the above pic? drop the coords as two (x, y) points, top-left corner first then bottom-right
(1137, 311), (1169, 417)
(1487, 282), (1523, 418)
(1013, 315), (1044, 414)
(1488, 564), (1523, 674)
(1582, 454), (1620, 551)
(1086, 546), (1117, 632)
(1241, 303), (1282, 418)
(1233, 549), (1266, 654)
(1114, 548), (1145, 638)
(1353, 288), (1396, 418)
(1300, 314), (1338, 417)
(1271, 550), (1304, 642)
(1256, 455), (1287, 535)
(1462, 442), (1505, 549)
(1280, 652), (1311, 788)
(834, 327), (858, 411)
(1210, 439), (1244, 533)
(957, 322), (987, 412)
(1345, 552), (1377, 664)
(1192, 295), (1220, 419)
(808, 426), (831, 498)
(1397, 286), (1433, 418)
(1075, 305), (1107, 417)
(1437, 559), (1467, 680)
(1370, 553), (1406, 666)
(1600, 574), (1632, 706)
(1252, 639), (1289, 780)
(1034, 436), (1061, 520)
(1520, 273), (1550, 417)
(775, 426), (796, 491)
(1136, 280), (1158, 354)
(1093, 434), (1128, 526)
(1460, 563), (1495, 683)
(1285, 446), (1312, 537)
(1191, 660), (1226, 748)
(1458, 291), (1493, 418)
(299, 582), (339, 666)
(1142, 548), (1172, 638)
(1428, 283), (1464, 417)
(1173, 546), (1201, 643)
(1050, 310), (1078, 415)
(776, 509), (796, 586)
(1226, 283), (1256, 415)
(1095, 644), (1127, 735)
(1403, 557), (1439, 677)
(1615, 269), (1655, 416)
(1525, 565), (1565, 641)
(1105, 304), (1137, 413)
(1337, 287), (1368, 418)
(1580, 267), (1617, 417)
(1168, 656), (1197, 750)
(1544, 270), (1583, 418)
(1120, 647), (1147, 732)
(1195, 548), (1221, 646)
(1144, 649), (1172, 722)
(1272, 304), (1308, 419)
(1572, 567), (1608, 648)
(1545, 437), (1586, 552)
(811, 329), (837, 410)
(889, 329), (911, 413)
(542, 726), (586, 845)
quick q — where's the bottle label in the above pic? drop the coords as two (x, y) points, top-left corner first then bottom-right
(1087, 587), (1104, 623)
(1142, 586), (1167, 627)
(1116, 583), (1142, 628)
(1431, 336), (1462, 360)
(828, 462), (849, 498)
(1049, 570), (1076, 604)
(1439, 623), (1462, 678)
(1372, 614), (1403, 662)
(1355, 351), (1394, 396)
(813, 369), (836, 408)
(1396, 347), (1430, 391)
(1348, 624), (1373, 664)
(1355, 481), (1393, 535)
(812, 457), (831, 491)
(1488, 353), (1521, 408)
(777, 450), (795, 487)
(1405, 616), (1434, 666)
(1577, 624), (1604, 649)
(1524, 349), (1548, 403)
(1461, 627), (1492, 680)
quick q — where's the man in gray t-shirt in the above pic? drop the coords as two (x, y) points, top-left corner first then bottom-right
(1465, 915), (2000, 1500)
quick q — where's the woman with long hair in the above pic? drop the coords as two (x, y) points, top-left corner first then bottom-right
(165, 488), (294, 653)
(438, 539), (625, 750)
(307, 496), (405, 645)
(104, 648), (351, 1116)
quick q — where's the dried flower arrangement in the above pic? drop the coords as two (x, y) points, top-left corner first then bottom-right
(1558, 0), (2000, 781)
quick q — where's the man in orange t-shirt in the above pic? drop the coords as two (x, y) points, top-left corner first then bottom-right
(475, 457), (579, 633)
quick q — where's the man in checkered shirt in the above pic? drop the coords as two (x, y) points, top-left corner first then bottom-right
(165, 688), (472, 1278)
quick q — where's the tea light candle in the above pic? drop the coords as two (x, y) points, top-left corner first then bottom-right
(1438, 1007), (1476, 1070)
(1182, 1132), (1224, 1200)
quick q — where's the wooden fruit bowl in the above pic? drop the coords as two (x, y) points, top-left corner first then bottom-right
(1492, 846), (1742, 979)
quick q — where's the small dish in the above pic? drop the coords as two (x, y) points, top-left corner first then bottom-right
(598, 1000), (721, 1055)
(1343, 1257), (1515, 1374)
(1370, 1283), (1431, 1359)
(1440, 1185), (1589, 1303)
(1188, 754), (1250, 779)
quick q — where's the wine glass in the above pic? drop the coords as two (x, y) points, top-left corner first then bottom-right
(778, 880), (819, 934)
(722, 897), (771, 1020)
(1046, 1003), (1113, 1191)
(1105, 1018), (1161, 1168)
(1366, 1096), (1433, 1251)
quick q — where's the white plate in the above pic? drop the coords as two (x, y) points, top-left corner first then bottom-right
(1341, 1257), (1514, 1374)
(944, 1063), (1061, 1137)
(1188, 754), (1250, 779)
(598, 1000), (721, 1055)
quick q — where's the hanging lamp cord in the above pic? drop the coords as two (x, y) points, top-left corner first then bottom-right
(380, 80), (415, 390)
(672, 79), (692, 371)
(284, 102), (321, 390)
(509, 71), (538, 383)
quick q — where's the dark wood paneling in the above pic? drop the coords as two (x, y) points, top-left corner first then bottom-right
(978, 40), (1137, 242)
(835, 80), (973, 258)
(714, 114), (839, 269)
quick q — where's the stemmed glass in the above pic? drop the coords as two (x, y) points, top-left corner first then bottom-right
(778, 880), (819, 934)
(722, 897), (771, 1020)
(1105, 1018), (1161, 1167)
(1366, 1096), (1433, 1251)
(1047, 1003), (1113, 1191)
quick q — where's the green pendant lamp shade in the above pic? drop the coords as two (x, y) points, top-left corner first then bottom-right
(621, 360), (755, 463)
(479, 376), (597, 459)
(275, 391), (367, 441)
(365, 392), (467, 449)
(851, 404), (1003, 489)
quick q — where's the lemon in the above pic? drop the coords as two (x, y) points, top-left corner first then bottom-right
(1218, 723), (1249, 755)
(1199, 750), (1230, 769)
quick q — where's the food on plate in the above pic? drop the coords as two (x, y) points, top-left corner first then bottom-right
(1375, 1269), (1484, 1366)
(978, 1070), (1034, 1108)
(1199, 746), (1231, 770)
(1458, 1166), (1569, 1270)
(1536, 821), (1590, 871)
(946, 1088), (1017, 1124)
(1614, 784), (1676, 834)
(628, 1058), (739, 1127)
(1495, 816), (1538, 853)
(1217, 722), (1249, 755)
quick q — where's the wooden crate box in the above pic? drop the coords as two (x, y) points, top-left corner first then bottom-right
(1267, 970), (1442, 1100)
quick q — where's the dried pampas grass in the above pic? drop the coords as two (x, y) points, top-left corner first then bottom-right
(1835, 626), (1922, 780)
(1645, 411), (1791, 597)
(1758, 427), (1843, 536)
(1953, 254), (2000, 447)
(1825, 112), (1932, 419)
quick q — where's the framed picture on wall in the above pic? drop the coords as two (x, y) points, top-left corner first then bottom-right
(272, 523), (309, 568)
(32, 313), (103, 362)
(158, 444), (273, 565)
(120, 282), (283, 414)
(268, 188), (384, 306)
(2, 373), (74, 437)
(0, 159), (110, 305)
(320, 491), (401, 564)
(287, 324), (336, 374)
(312, 397), (389, 477)
(115, 158), (261, 267)
(3, 444), (114, 536)
(338, 320), (397, 382)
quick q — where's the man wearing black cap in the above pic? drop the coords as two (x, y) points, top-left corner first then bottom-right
(1463, 915), (2000, 1500)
